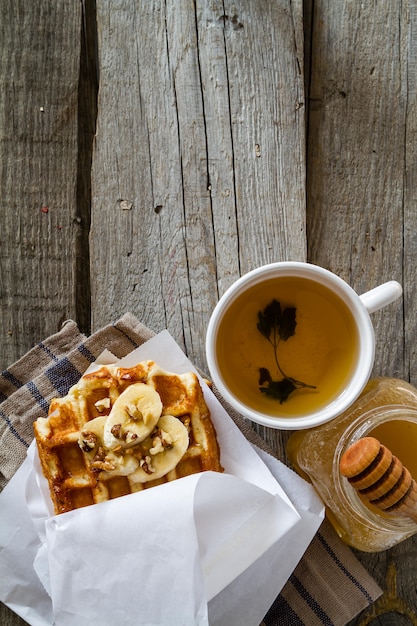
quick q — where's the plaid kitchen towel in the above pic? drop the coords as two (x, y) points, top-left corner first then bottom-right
(0, 313), (381, 626)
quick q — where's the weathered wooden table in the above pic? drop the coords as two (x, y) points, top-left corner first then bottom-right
(1, 1), (416, 624)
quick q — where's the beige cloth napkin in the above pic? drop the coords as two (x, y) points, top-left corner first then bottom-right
(0, 313), (381, 625)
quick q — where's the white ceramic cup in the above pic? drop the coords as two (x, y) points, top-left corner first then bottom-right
(205, 262), (402, 430)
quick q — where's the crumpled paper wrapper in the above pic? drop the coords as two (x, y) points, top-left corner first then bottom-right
(0, 331), (324, 626)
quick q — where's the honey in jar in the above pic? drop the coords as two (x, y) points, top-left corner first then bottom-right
(286, 378), (417, 552)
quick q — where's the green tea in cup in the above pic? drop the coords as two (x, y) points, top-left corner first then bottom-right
(215, 275), (358, 418)
(206, 262), (402, 430)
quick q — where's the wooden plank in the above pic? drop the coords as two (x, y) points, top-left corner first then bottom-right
(91, 0), (306, 378)
(307, 0), (407, 378)
(404, 1), (417, 390)
(306, 2), (417, 624)
(0, 605), (26, 626)
(0, 1), (89, 622)
(0, 0), (85, 371)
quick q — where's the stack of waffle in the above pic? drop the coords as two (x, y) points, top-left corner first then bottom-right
(34, 360), (223, 514)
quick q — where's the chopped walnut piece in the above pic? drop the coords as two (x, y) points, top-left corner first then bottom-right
(89, 446), (117, 472)
(111, 423), (123, 439)
(94, 397), (111, 412)
(80, 431), (98, 452)
(90, 458), (117, 472)
(150, 428), (174, 455)
(160, 428), (173, 448)
(125, 403), (143, 421)
(94, 446), (106, 462)
(140, 455), (156, 474)
(125, 431), (138, 444)
(149, 436), (164, 455)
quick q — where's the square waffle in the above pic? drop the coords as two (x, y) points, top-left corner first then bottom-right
(33, 360), (223, 514)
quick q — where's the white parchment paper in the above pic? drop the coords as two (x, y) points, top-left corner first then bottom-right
(0, 331), (324, 626)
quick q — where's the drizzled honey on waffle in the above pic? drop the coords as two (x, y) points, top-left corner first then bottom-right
(34, 360), (223, 514)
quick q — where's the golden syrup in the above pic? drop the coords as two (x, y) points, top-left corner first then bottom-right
(368, 418), (417, 479)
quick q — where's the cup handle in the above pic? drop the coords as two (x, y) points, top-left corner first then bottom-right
(359, 281), (403, 314)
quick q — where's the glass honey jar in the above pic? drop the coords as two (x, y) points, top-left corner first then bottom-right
(286, 378), (417, 552)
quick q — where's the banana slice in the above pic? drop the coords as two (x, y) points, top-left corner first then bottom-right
(103, 383), (163, 449)
(78, 416), (139, 477)
(79, 415), (107, 446)
(129, 415), (189, 483)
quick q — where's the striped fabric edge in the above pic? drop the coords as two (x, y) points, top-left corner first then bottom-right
(263, 519), (382, 626)
(0, 314), (155, 489)
(0, 320), (84, 403)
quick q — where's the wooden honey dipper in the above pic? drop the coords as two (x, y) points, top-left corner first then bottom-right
(340, 436), (417, 523)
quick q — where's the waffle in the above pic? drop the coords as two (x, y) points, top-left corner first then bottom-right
(33, 360), (223, 514)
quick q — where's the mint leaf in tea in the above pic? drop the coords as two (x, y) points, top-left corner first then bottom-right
(257, 299), (316, 403)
